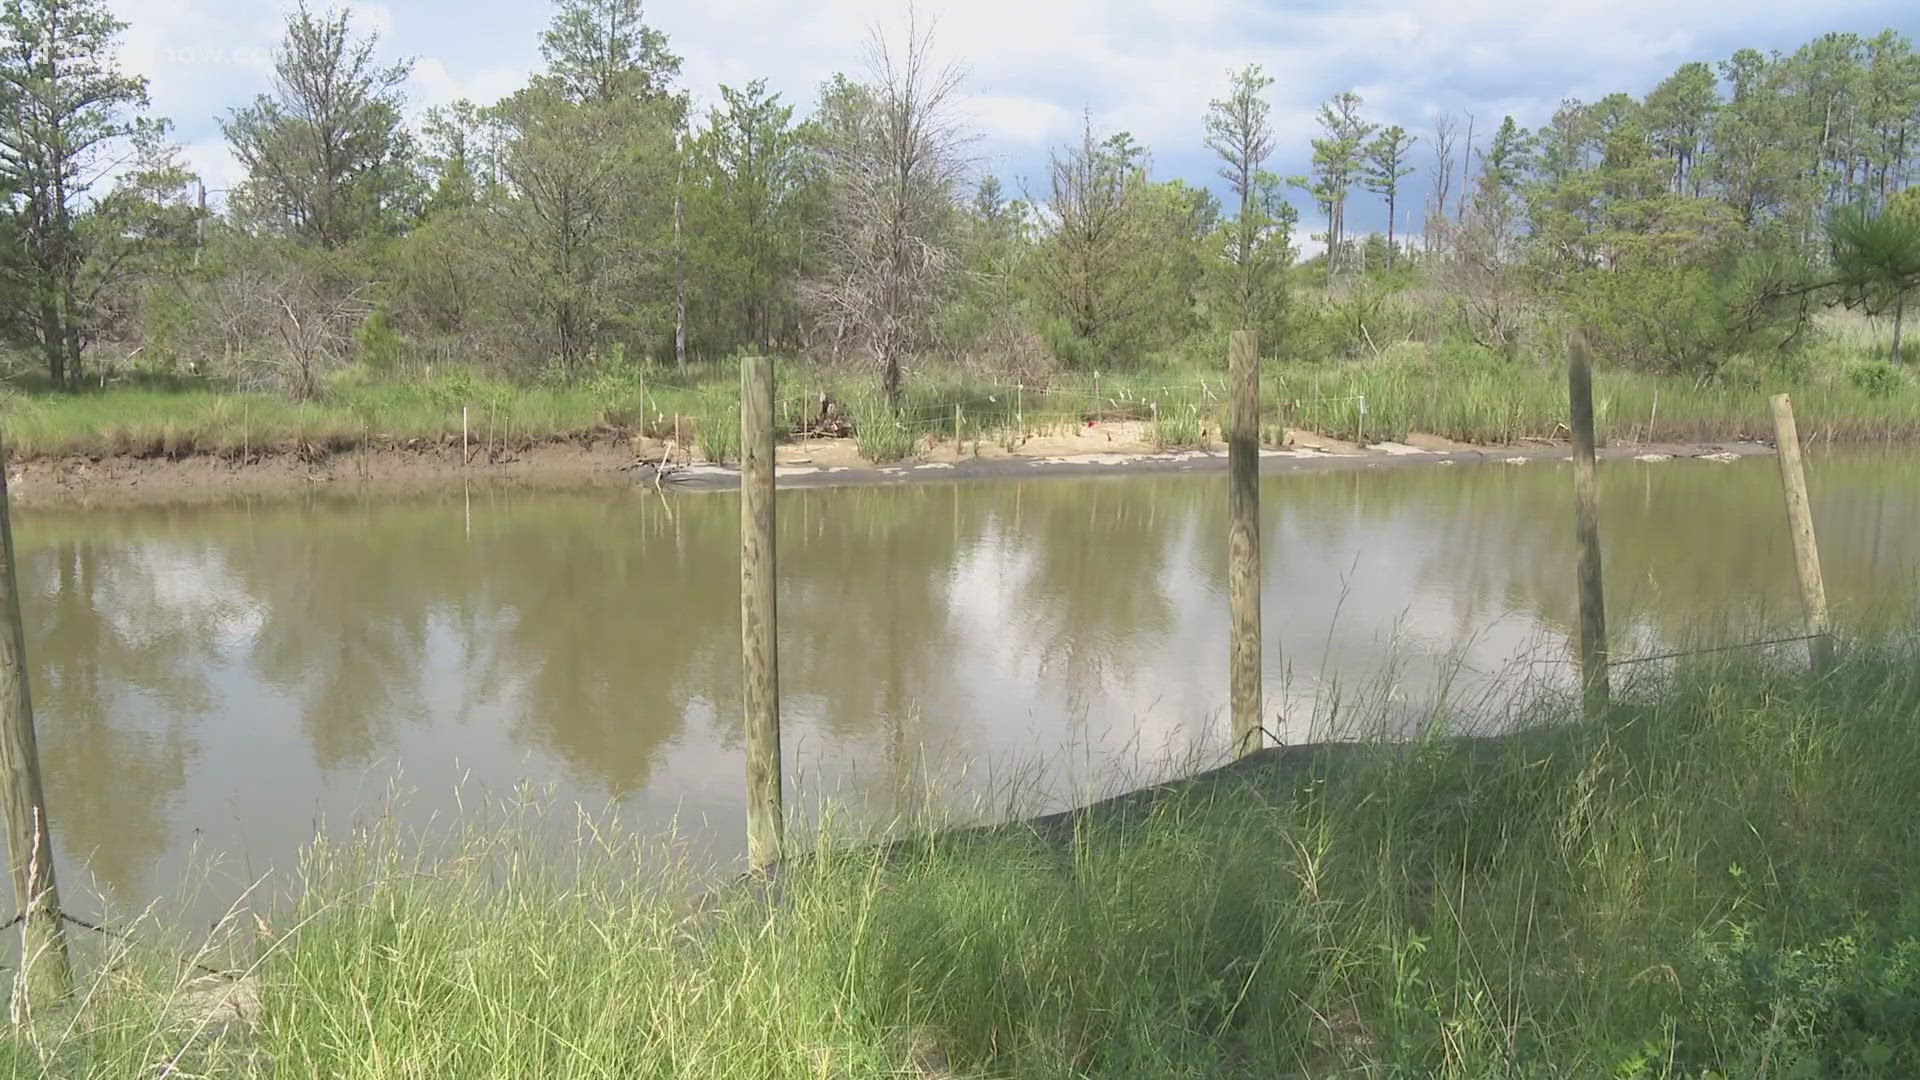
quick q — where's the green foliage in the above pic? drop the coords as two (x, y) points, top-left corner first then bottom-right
(1362, 124), (1418, 261)
(482, 80), (678, 373)
(10, 316), (1920, 465)
(1030, 120), (1206, 367)
(1278, 280), (1423, 363)
(15, 4), (1920, 439)
(1482, 114), (1534, 187)
(1039, 316), (1099, 370)
(1642, 61), (1718, 193)
(1560, 264), (1735, 374)
(418, 101), (483, 217)
(693, 399), (739, 463)
(1268, 293), (1345, 363)
(539, 0), (681, 105)
(1300, 90), (1375, 272)
(684, 78), (811, 354)
(941, 176), (1042, 368)
(1827, 193), (1920, 362)
(0, 0), (152, 386)
(1204, 65), (1293, 336)
(424, 366), (479, 411)
(1716, 347), (1813, 390)
(852, 398), (917, 463)
(352, 304), (406, 373)
(1849, 359), (1908, 397)
(388, 208), (484, 339)
(1681, 926), (1920, 1076)
(1150, 403), (1203, 449)
(220, 4), (416, 247)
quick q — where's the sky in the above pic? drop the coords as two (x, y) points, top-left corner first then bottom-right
(110, 0), (1920, 237)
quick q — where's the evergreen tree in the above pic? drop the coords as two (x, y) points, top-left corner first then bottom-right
(1302, 91), (1374, 273)
(221, 4), (415, 248)
(1205, 65), (1291, 328)
(687, 79), (809, 351)
(0, 0), (150, 386)
(540, 0), (681, 106)
(1363, 125), (1418, 266)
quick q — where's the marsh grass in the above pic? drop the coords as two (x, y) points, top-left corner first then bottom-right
(846, 390), (920, 464)
(7, 639), (1920, 1077)
(1150, 402), (1205, 449)
(0, 369), (747, 462)
(693, 399), (741, 465)
(5, 324), (1920, 466)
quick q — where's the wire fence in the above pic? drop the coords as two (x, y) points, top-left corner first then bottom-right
(1603, 633), (1831, 669)
(1496, 632), (1833, 674)
(0, 907), (234, 979)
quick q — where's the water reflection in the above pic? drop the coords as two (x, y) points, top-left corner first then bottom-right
(15, 452), (1920, 914)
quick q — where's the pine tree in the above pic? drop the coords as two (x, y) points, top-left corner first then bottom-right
(0, 0), (149, 386)
(1302, 91), (1375, 273)
(221, 4), (415, 248)
(1205, 65), (1287, 324)
(1363, 125), (1418, 267)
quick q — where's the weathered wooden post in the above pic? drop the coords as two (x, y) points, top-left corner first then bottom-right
(740, 355), (784, 875)
(1568, 334), (1610, 717)
(1770, 394), (1833, 675)
(1228, 331), (1263, 756)
(0, 442), (69, 1003)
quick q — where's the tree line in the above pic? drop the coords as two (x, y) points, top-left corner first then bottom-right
(4, 0), (1920, 405)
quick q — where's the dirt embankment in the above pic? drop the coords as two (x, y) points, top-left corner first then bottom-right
(4, 424), (1777, 509)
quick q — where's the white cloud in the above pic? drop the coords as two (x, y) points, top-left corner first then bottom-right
(409, 57), (524, 111)
(960, 94), (1076, 148)
(179, 138), (245, 196)
(103, 0), (1920, 229)
(340, 0), (393, 41)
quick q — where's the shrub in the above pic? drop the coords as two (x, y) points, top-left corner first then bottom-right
(1429, 335), (1503, 372)
(1679, 925), (1920, 1076)
(354, 304), (407, 373)
(854, 405), (917, 463)
(426, 368), (481, 412)
(1849, 360), (1907, 399)
(1041, 317), (1101, 371)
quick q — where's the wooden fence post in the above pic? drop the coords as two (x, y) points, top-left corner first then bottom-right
(1228, 331), (1263, 756)
(1568, 334), (1610, 717)
(0, 441), (69, 1004)
(1770, 394), (1833, 675)
(740, 356), (783, 875)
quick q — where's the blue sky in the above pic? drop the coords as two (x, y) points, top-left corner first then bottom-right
(112, 0), (1920, 240)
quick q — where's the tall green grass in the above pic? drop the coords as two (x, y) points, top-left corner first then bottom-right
(3, 325), (1918, 466)
(8, 639), (1920, 1076)
(0, 368), (744, 461)
(1150, 401), (1205, 449)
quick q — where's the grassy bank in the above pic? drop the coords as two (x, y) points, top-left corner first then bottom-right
(9, 638), (1920, 1076)
(4, 334), (1920, 467)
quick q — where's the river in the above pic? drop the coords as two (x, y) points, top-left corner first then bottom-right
(17, 451), (1920, 919)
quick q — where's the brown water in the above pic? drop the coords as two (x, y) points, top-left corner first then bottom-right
(17, 452), (1920, 916)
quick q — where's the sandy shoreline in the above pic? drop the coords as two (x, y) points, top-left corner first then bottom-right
(4, 423), (1779, 509)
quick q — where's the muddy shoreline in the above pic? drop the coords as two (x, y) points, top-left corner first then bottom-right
(4, 430), (1779, 509)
